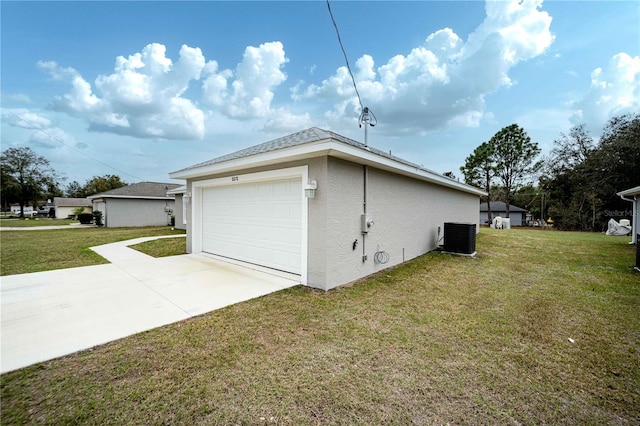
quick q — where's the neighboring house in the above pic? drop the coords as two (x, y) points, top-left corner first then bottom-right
(167, 185), (187, 230)
(10, 203), (48, 216)
(617, 185), (640, 245)
(53, 197), (92, 219)
(10, 204), (34, 214)
(170, 127), (485, 291)
(480, 201), (528, 226)
(88, 182), (181, 228)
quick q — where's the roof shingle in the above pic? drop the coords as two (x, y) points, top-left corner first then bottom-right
(480, 201), (527, 212)
(175, 127), (436, 175)
(88, 182), (181, 199)
(53, 197), (92, 207)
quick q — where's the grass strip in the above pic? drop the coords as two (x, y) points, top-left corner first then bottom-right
(0, 226), (186, 276)
(1, 229), (638, 424)
(129, 236), (186, 258)
(0, 219), (79, 228)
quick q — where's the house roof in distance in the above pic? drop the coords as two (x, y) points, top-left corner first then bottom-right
(87, 182), (181, 200)
(53, 197), (92, 207)
(170, 127), (486, 197)
(480, 201), (528, 213)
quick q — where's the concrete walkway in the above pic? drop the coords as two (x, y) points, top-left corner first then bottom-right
(1, 235), (300, 374)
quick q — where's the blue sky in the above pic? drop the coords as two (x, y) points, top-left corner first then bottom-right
(1, 0), (639, 187)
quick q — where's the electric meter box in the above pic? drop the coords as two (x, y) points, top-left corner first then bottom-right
(361, 214), (374, 233)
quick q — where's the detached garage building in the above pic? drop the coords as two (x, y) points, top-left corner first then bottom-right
(88, 182), (180, 228)
(170, 128), (485, 291)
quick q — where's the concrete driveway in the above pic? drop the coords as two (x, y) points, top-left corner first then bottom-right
(1, 235), (299, 374)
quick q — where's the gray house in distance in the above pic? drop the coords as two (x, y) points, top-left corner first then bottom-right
(52, 197), (92, 219)
(170, 127), (485, 291)
(480, 201), (528, 226)
(88, 182), (180, 228)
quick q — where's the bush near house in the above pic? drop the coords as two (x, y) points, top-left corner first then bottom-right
(72, 207), (85, 219)
(92, 211), (103, 227)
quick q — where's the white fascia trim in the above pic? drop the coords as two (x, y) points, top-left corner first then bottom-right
(170, 139), (485, 197)
(170, 139), (332, 180)
(87, 195), (175, 200)
(191, 166), (308, 188)
(167, 185), (186, 195)
(190, 165), (309, 285)
(327, 142), (486, 197)
(617, 187), (638, 244)
(617, 186), (640, 197)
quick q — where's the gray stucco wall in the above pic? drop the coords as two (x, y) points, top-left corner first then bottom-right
(173, 194), (186, 230)
(96, 198), (175, 227)
(318, 158), (480, 290)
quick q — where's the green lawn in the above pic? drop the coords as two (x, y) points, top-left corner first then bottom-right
(129, 235), (186, 258)
(0, 226), (186, 275)
(1, 228), (638, 424)
(0, 218), (79, 228)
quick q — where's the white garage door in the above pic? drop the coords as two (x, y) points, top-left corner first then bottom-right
(201, 178), (302, 274)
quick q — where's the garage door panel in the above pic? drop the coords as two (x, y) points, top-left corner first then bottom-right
(201, 178), (302, 274)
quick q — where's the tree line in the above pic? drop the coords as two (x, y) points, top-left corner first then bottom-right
(460, 114), (639, 231)
(1, 147), (127, 217)
(3, 114), (638, 228)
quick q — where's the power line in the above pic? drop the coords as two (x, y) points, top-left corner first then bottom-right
(5, 111), (147, 182)
(326, 0), (363, 111)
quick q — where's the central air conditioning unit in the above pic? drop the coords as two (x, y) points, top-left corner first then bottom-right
(443, 222), (477, 256)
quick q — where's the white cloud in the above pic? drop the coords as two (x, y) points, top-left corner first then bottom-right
(571, 52), (640, 127)
(1, 107), (76, 150)
(32, 1), (559, 142)
(38, 44), (207, 140)
(39, 42), (298, 139)
(2, 108), (51, 129)
(296, 0), (554, 135)
(263, 109), (313, 134)
(1, 93), (32, 104)
(29, 126), (75, 149)
(202, 41), (288, 120)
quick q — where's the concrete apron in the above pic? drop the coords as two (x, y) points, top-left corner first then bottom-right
(1, 236), (300, 374)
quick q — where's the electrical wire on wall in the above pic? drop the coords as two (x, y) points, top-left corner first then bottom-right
(327, 0), (381, 263)
(374, 250), (390, 264)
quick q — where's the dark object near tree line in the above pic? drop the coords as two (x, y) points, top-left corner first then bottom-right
(78, 213), (93, 224)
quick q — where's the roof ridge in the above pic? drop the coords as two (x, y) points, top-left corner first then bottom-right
(169, 127), (486, 196)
